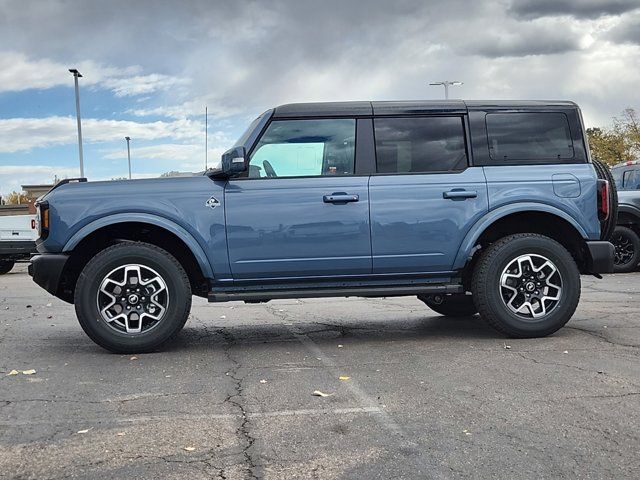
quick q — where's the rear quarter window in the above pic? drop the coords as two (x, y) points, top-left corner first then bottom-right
(486, 112), (575, 164)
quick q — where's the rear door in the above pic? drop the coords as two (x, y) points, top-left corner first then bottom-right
(225, 118), (372, 279)
(368, 115), (488, 273)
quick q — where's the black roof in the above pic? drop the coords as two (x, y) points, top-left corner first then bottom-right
(272, 100), (578, 118)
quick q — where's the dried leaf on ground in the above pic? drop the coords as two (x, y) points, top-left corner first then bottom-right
(312, 390), (333, 397)
(22, 369), (36, 375)
(7, 370), (19, 376)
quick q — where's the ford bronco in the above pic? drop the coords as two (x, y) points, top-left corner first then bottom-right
(30, 100), (616, 353)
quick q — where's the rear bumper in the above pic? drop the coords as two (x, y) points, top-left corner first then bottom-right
(28, 253), (69, 298)
(586, 241), (615, 274)
(0, 240), (36, 258)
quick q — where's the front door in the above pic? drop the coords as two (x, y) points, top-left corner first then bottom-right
(225, 118), (371, 280)
(368, 115), (488, 273)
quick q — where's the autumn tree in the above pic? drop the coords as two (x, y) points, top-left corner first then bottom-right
(2, 191), (29, 205)
(587, 108), (639, 166)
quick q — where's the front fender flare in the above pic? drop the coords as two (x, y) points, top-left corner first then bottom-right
(63, 213), (214, 278)
(452, 203), (589, 270)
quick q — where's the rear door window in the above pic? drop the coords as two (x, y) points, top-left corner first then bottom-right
(374, 116), (467, 173)
(486, 112), (574, 162)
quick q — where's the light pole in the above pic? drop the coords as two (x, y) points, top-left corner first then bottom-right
(125, 136), (131, 179)
(69, 69), (85, 177)
(429, 80), (463, 100)
(205, 106), (208, 171)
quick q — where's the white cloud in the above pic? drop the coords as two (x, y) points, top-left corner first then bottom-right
(0, 165), (80, 197)
(0, 116), (204, 153)
(102, 73), (189, 97)
(0, 51), (185, 97)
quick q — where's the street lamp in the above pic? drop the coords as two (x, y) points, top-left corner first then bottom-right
(125, 136), (132, 179)
(69, 69), (85, 178)
(429, 80), (463, 100)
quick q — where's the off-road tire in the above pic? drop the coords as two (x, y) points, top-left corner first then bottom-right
(74, 241), (191, 353)
(471, 233), (581, 338)
(0, 260), (15, 275)
(418, 293), (477, 317)
(612, 226), (640, 273)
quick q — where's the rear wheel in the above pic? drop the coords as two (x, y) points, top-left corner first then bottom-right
(472, 233), (580, 338)
(418, 293), (477, 317)
(0, 260), (15, 275)
(612, 226), (640, 273)
(74, 242), (192, 353)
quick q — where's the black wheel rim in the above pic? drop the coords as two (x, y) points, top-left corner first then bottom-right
(613, 232), (635, 266)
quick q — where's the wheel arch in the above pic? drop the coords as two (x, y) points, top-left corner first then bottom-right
(617, 204), (640, 234)
(454, 205), (590, 274)
(58, 214), (213, 302)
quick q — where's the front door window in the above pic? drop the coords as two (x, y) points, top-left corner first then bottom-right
(246, 119), (356, 178)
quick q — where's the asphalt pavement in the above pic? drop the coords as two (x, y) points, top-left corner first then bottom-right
(1, 264), (639, 479)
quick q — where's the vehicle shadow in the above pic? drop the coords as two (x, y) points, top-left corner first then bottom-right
(164, 313), (501, 353)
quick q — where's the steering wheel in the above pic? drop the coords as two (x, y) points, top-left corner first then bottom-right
(263, 160), (277, 178)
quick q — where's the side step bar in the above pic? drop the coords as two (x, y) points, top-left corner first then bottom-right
(208, 284), (463, 303)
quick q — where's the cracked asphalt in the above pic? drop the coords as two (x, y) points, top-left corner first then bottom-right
(1, 264), (639, 479)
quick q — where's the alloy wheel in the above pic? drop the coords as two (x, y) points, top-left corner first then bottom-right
(96, 264), (169, 334)
(500, 254), (563, 320)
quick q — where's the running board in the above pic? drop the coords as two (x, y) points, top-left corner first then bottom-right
(208, 283), (463, 303)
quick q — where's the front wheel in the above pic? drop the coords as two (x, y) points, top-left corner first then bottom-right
(418, 293), (477, 317)
(471, 233), (580, 338)
(74, 242), (192, 353)
(612, 226), (640, 273)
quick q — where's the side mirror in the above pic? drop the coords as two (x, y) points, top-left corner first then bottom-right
(213, 146), (247, 178)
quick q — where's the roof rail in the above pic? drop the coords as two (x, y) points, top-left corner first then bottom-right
(48, 177), (87, 194)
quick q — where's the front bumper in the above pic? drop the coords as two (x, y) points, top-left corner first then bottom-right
(28, 253), (69, 298)
(586, 241), (615, 274)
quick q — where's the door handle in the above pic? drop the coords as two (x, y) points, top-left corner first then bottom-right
(443, 189), (477, 200)
(323, 193), (359, 204)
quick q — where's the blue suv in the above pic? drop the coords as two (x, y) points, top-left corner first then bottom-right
(30, 100), (615, 352)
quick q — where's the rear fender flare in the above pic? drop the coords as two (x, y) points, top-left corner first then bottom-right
(452, 203), (589, 270)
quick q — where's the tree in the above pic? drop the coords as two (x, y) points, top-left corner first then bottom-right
(3, 191), (29, 205)
(587, 108), (639, 166)
(586, 127), (632, 166)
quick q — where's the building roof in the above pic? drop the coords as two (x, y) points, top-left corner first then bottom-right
(272, 100), (578, 118)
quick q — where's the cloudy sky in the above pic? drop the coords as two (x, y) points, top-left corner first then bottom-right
(0, 0), (639, 196)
